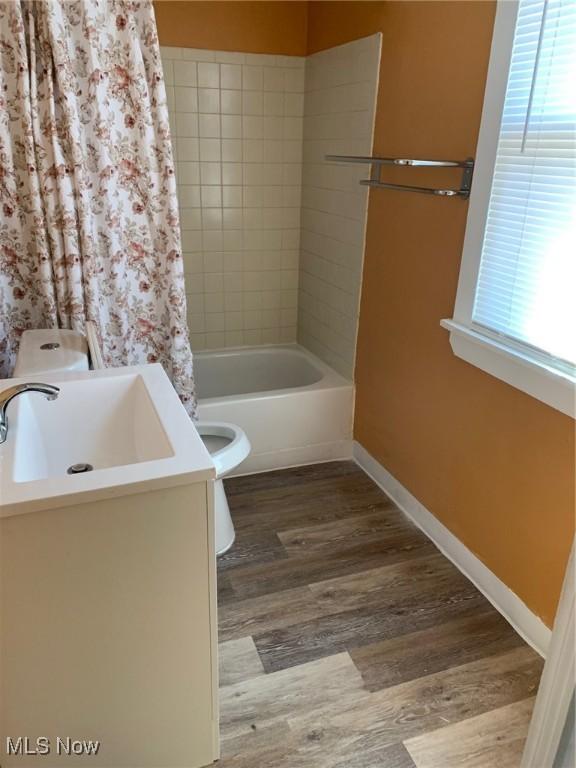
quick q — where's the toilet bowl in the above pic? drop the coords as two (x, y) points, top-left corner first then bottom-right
(196, 421), (251, 555)
(12, 326), (250, 555)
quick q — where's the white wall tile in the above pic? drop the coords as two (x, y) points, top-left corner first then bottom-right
(246, 53), (276, 67)
(181, 48), (215, 62)
(201, 185), (222, 207)
(203, 252), (224, 274)
(263, 92), (284, 116)
(243, 139), (263, 163)
(224, 272), (243, 292)
(174, 61), (197, 86)
(180, 208), (202, 231)
(197, 62), (220, 88)
(174, 86), (198, 112)
(185, 259), (203, 278)
(242, 116), (263, 139)
(223, 230), (243, 250)
(198, 88), (220, 113)
(202, 229), (224, 255)
(277, 55), (305, 69)
(181, 230), (202, 251)
(222, 252), (241, 271)
(242, 65), (263, 91)
(205, 273), (224, 292)
(283, 117), (303, 141)
(205, 331), (225, 347)
(221, 64), (242, 89)
(176, 113), (199, 137)
(221, 115), (242, 139)
(242, 91), (263, 115)
(263, 140), (283, 163)
(244, 329), (262, 345)
(198, 114), (220, 138)
(284, 92), (304, 117)
(177, 137), (199, 161)
(223, 208), (242, 229)
(178, 162), (200, 185)
(263, 67), (284, 92)
(298, 34), (380, 379)
(221, 89), (242, 114)
(171, 47), (305, 352)
(284, 68), (305, 93)
(160, 46), (182, 60)
(178, 185), (201, 208)
(215, 51), (245, 65)
(225, 312), (244, 331)
(206, 313), (225, 332)
(188, 313), (205, 333)
(283, 140), (302, 164)
(200, 162), (221, 185)
(222, 186), (242, 208)
(224, 292), (243, 311)
(199, 138), (220, 161)
(222, 163), (243, 185)
(221, 139), (243, 162)
(263, 116), (283, 139)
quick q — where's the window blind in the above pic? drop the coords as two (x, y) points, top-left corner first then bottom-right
(473, 0), (576, 368)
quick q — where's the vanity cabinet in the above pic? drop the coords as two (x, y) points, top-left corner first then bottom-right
(0, 480), (219, 768)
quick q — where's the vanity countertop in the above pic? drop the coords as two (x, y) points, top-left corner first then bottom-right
(0, 364), (214, 517)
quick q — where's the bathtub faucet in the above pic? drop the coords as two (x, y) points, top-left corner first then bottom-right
(0, 382), (60, 444)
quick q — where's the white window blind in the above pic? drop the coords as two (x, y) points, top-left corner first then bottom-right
(472, 0), (576, 369)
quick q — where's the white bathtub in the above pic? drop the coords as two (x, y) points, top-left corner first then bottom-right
(195, 345), (354, 474)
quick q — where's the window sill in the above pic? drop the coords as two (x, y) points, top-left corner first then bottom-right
(441, 319), (576, 419)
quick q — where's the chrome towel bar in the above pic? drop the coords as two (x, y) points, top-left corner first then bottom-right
(325, 154), (475, 198)
(359, 180), (463, 196)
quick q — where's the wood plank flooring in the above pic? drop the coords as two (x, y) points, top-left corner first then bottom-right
(217, 461), (543, 768)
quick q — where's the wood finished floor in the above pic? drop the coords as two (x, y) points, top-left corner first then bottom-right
(217, 461), (543, 768)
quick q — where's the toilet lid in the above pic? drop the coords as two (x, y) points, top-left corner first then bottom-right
(195, 421), (251, 478)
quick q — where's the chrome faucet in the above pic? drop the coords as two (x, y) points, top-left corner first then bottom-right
(0, 383), (60, 444)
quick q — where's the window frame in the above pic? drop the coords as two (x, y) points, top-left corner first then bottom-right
(442, 0), (576, 419)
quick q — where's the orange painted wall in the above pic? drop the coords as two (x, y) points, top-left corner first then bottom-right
(308, 1), (575, 627)
(153, 1), (308, 56)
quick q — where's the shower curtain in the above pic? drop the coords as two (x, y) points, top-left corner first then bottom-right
(0, 0), (196, 415)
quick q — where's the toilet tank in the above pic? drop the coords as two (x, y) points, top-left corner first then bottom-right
(13, 329), (89, 378)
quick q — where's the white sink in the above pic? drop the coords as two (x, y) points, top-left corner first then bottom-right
(0, 365), (214, 516)
(13, 373), (174, 482)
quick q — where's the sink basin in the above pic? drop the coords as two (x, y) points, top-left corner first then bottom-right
(13, 373), (173, 482)
(0, 365), (215, 516)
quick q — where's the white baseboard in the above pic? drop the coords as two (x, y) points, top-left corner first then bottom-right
(230, 440), (353, 477)
(353, 441), (551, 658)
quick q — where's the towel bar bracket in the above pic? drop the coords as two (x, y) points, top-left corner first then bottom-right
(459, 160), (474, 199)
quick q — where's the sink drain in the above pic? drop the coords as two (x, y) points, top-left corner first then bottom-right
(67, 463), (94, 475)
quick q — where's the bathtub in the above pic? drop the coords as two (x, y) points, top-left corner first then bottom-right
(195, 345), (354, 475)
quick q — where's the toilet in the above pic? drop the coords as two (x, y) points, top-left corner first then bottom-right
(12, 326), (249, 555)
(195, 421), (250, 554)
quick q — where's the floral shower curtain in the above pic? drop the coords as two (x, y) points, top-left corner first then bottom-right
(0, 0), (196, 415)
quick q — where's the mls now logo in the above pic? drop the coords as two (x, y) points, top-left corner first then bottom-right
(6, 736), (101, 756)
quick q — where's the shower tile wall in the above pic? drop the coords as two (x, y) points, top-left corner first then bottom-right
(160, 47), (305, 350)
(298, 35), (381, 378)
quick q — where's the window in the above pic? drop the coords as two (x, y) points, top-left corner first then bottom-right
(443, 0), (576, 417)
